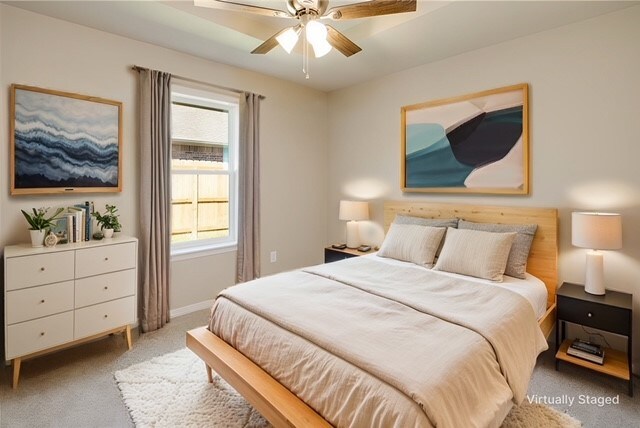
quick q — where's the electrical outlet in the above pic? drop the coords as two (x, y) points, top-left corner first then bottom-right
(270, 251), (277, 263)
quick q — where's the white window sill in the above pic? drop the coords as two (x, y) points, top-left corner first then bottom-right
(171, 242), (237, 262)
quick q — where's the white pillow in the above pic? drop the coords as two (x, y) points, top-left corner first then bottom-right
(377, 223), (446, 267)
(433, 227), (516, 282)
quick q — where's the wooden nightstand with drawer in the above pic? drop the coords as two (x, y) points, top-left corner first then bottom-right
(324, 246), (368, 263)
(555, 282), (633, 396)
(4, 236), (138, 389)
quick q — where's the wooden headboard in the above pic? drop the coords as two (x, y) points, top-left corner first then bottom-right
(384, 201), (558, 308)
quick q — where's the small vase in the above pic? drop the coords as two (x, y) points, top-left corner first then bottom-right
(29, 229), (46, 248)
(103, 228), (114, 239)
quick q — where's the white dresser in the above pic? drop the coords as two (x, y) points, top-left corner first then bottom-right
(4, 236), (138, 388)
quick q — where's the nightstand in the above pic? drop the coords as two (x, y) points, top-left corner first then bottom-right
(555, 282), (633, 396)
(324, 246), (368, 263)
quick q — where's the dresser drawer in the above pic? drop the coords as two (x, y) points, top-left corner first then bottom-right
(75, 269), (136, 308)
(74, 296), (135, 339)
(75, 242), (136, 278)
(557, 295), (631, 336)
(6, 312), (74, 359)
(5, 251), (75, 291)
(6, 281), (74, 325)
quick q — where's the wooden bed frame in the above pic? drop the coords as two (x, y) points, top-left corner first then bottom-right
(187, 201), (559, 428)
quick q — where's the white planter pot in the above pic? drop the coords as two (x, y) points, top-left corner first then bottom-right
(29, 229), (46, 248)
(103, 228), (114, 239)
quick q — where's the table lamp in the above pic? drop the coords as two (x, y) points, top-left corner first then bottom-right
(571, 212), (622, 295)
(339, 200), (369, 248)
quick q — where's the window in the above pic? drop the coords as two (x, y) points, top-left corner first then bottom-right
(170, 85), (239, 256)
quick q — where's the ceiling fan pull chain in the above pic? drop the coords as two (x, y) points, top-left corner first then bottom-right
(302, 18), (310, 79)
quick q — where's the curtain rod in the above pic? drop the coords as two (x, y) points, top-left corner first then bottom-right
(131, 65), (265, 99)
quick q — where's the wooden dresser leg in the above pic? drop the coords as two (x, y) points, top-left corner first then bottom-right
(124, 325), (132, 350)
(12, 358), (21, 389)
(206, 364), (214, 383)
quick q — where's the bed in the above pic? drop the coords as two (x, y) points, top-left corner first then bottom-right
(187, 201), (558, 427)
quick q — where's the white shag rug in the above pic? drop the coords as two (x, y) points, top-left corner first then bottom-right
(115, 348), (581, 428)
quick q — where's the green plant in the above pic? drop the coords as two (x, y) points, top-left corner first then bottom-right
(21, 207), (64, 231)
(92, 204), (121, 231)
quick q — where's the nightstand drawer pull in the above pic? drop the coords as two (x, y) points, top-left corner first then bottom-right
(587, 312), (593, 318)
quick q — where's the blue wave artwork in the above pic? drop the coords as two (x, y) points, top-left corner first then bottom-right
(14, 89), (119, 189)
(405, 106), (522, 188)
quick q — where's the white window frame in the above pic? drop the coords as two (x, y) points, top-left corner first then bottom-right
(170, 84), (239, 259)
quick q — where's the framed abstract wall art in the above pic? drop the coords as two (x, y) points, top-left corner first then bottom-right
(10, 84), (122, 195)
(401, 83), (529, 194)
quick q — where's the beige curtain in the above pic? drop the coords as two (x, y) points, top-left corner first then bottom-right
(236, 93), (262, 283)
(138, 68), (172, 332)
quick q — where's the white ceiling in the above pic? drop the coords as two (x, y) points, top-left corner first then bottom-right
(4, 1), (637, 92)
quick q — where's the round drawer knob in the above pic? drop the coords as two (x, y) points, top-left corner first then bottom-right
(104, 286), (109, 290)
(40, 332), (45, 336)
(104, 314), (108, 318)
(587, 312), (593, 318)
(40, 267), (45, 271)
(40, 299), (45, 304)
(104, 257), (109, 261)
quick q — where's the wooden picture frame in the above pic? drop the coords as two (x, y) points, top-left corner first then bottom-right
(401, 83), (529, 194)
(10, 84), (123, 195)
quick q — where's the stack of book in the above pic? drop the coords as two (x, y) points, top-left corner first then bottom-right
(51, 201), (94, 244)
(567, 339), (605, 365)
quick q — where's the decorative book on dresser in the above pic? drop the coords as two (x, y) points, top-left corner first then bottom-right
(4, 236), (138, 389)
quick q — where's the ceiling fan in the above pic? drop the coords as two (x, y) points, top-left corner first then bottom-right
(195, 0), (417, 76)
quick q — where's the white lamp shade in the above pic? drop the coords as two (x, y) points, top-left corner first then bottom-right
(305, 20), (327, 45)
(311, 38), (332, 58)
(339, 200), (369, 221)
(572, 212), (622, 250)
(276, 27), (300, 53)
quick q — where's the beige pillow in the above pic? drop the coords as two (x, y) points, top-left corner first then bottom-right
(378, 223), (446, 267)
(458, 220), (537, 279)
(433, 228), (516, 282)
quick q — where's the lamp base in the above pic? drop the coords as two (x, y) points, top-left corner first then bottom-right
(346, 221), (360, 249)
(584, 250), (606, 295)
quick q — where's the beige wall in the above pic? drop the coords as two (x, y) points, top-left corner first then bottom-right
(327, 6), (640, 371)
(0, 5), (328, 311)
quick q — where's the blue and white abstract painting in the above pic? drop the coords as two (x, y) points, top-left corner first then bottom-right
(13, 87), (120, 192)
(403, 85), (528, 194)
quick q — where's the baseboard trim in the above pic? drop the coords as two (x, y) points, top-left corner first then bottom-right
(170, 299), (214, 318)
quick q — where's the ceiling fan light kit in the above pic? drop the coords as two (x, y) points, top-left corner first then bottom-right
(195, 0), (417, 78)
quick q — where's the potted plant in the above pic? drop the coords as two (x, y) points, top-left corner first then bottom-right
(21, 207), (64, 247)
(92, 204), (121, 239)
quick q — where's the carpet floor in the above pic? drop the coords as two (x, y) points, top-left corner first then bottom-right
(1, 309), (638, 427)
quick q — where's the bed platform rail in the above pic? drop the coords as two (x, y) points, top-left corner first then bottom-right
(186, 326), (331, 428)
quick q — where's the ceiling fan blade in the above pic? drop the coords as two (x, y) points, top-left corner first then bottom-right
(251, 27), (291, 54)
(324, 0), (416, 20)
(194, 0), (292, 19)
(326, 25), (362, 57)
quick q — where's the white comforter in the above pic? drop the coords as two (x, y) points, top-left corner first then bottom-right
(209, 257), (548, 427)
